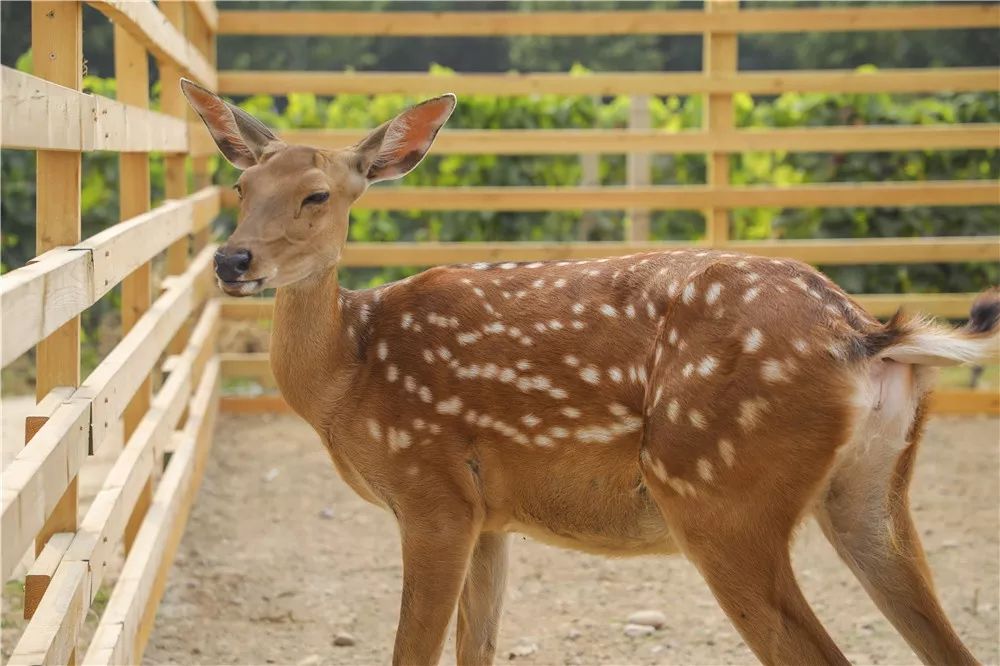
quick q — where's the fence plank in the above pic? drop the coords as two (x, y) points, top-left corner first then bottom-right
(327, 237), (1000, 267)
(218, 5), (1000, 36)
(703, 0), (737, 246)
(84, 359), (220, 666)
(219, 67), (1000, 96)
(1, 67), (188, 153)
(10, 303), (220, 666)
(87, 0), (216, 89)
(0, 246), (215, 584)
(277, 124), (1000, 155)
(1, 188), (219, 369)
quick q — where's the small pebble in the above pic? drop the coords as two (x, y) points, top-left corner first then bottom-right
(508, 642), (538, 659)
(319, 507), (335, 519)
(333, 633), (356, 647)
(565, 628), (582, 641)
(263, 467), (280, 482)
(627, 609), (666, 629)
(623, 623), (655, 638)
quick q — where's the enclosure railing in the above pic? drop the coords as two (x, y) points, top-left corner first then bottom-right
(214, 1), (1000, 415)
(1, 1), (221, 663)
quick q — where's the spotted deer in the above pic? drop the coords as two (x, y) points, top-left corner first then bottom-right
(182, 79), (998, 666)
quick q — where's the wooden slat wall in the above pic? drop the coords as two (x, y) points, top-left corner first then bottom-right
(1, 2), (222, 664)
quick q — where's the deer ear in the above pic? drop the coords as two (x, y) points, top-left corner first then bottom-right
(180, 78), (280, 169)
(356, 94), (456, 183)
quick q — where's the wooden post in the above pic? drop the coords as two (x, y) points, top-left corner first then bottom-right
(31, 1), (82, 567)
(703, 0), (737, 246)
(626, 95), (651, 241)
(188, 5), (216, 251)
(116, 23), (153, 554)
(578, 95), (601, 241)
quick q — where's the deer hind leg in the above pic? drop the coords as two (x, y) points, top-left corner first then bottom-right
(392, 503), (480, 666)
(456, 532), (509, 666)
(815, 396), (978, 666)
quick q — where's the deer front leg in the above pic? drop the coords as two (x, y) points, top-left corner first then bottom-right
(457, 532), (509, 666)
(393, 506), (480, 666)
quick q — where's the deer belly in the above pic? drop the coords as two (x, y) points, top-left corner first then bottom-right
(496, 462), (678, 556)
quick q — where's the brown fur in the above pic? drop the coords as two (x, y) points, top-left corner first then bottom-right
(183, 82), (989, 666)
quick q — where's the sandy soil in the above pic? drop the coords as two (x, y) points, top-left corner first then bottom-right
(139, 412), (999, 666)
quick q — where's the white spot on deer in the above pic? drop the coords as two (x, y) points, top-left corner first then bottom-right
(643, 451), (669, 482)
(609, 403), (628, 417)
(576, 425), (613, 443)
(521, 414), (541, 428)
(697, 458), (715, 483)
(572, 320), (586, 329)
(437, 347), (452, 361)
(419, 386), (433, 403)
(719, 438), (736, 467)
(572, 303), (585, 315)
(653, 386), (664, 407)
(564, 355), (580, 367)
(472, 262), (490, 270)
(667, 400), (680, 423)
(367, 419), (382, 441)
(580, 366), (601, 384)
(705, 282), (723, 305)
(457, 331), (482, 345)
(404, 376), (417, 392)
(743, 328), (764, 353)
(413, 418), (426, 431)
(549, 388), (569, 399)
(401, 312), (414, 329)
(483, 321), (506, 334)
(682, 283), (697, 304)
(697, 356), (718, 377)
(534, 435), (554, 447)
(667, 328), (679, 346)
(689, 409), (707, 429)
(793, 338), (809, 354)
(791, 276), (809, 292)
(422, 349), (434, 364)
(526, 262), (544, 269)
(520, 336), (534, 346)
(436, 396), (463, 415)
(561, 406), (581, 419)
(549, 426), (569, 439)
(600, 304), (618, 318)
(377, 341), (388, 361)
(500, 262), (517, 270)
(388, 427), (412, 450)
(482, 363), (499, 379)
(507, 327), (522, 339)
(515, 290), (527, 299)
(667, 281), (680, 298)
(472, 287), (486, 297)
(761, 358), (791, 383)
(743, 286), (761, 303)
(516, 360), (533, 371)
(534, 322), (548, 333)
(386, 365), (399, 382)
(532, 279), (545, 289)
(554, 278), (567, 288)
(646, 301), (657, 318)
(608, 367), (624, 383)
(624, 304), (637, 318)
(737, 397), (769, 430)
(499, 368), (517, 383)
(682, 363), (694, 378)
(477, 413), (494, 428)
(548, 320), (564, 330)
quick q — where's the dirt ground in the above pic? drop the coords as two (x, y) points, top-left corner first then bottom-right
(141, 412), (999, 666)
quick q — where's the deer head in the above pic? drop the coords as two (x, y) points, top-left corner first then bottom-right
(180, 79), (456, 296)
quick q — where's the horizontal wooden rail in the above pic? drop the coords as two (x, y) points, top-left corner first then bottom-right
(218, 292), (981, 325)
(0, 246), (216, 584)
(85, 358), (221, 665)
(218, 5), (1000, 36)
(325, 237), (1000, 268)
(8, 302), (220, 666)
(192, 0), (219, 32)
(1, 67), (187, 153)
(218, 181), (998, 212)
(279, 124), (1000, 155)
(87, 0), (216, 89)
(216, 354), (998, 416)
(219, 67), (1000, 97)
(1, 187), (219, 368)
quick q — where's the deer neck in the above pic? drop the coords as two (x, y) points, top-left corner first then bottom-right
(270, 268), (357, 428)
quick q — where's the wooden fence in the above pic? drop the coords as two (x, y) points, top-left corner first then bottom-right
(214, 1), (1000, 415)
(1, 1), (221, 663)
(0, 1), (998, 662)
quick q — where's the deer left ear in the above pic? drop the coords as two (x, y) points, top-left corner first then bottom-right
(356, 94), (456, 183)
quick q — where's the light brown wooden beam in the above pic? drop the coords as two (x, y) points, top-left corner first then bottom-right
(218, 5), (1000, 36)
(219, 67), (1000, 97)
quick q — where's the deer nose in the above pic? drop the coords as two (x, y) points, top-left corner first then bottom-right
(215, 248), (252, 282)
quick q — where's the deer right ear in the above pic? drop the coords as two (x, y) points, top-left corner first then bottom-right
(180, 78), (280, 170)
(355, 94), (456, 183)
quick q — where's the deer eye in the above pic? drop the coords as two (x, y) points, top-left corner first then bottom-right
(303, 191), (330, 206)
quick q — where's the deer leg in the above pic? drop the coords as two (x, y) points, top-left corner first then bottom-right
(456, 532), (509, 666)
(816, 436), (979, 666)
(393, 509), (480, 666)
